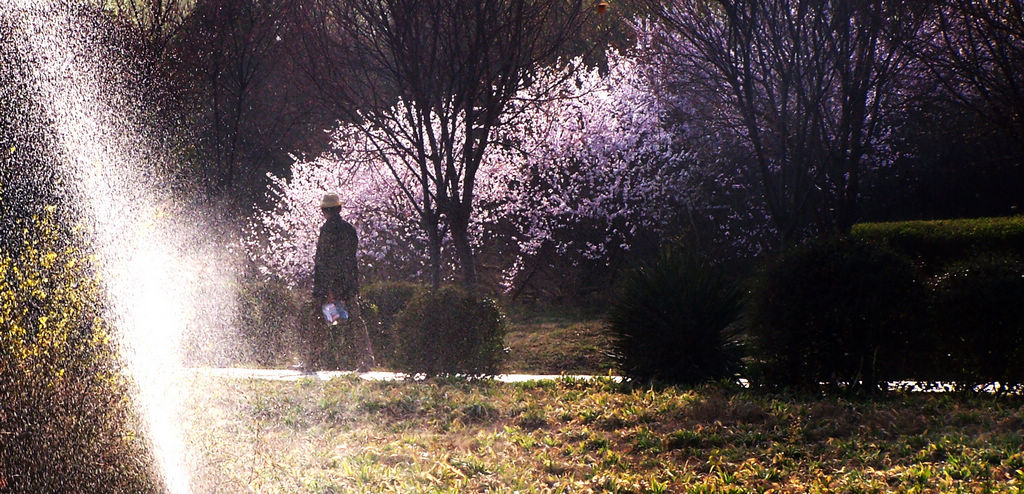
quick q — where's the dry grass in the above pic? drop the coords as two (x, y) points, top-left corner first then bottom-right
(183, 376), (1024, 493)
(502, 305), (615, 375)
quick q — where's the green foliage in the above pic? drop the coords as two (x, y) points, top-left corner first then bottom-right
(361, 281), (427, 367)
(852, 216), (1024, 271)
(393, 286), (506, 377)
(0, 206), (158, 492)
(234, 276), (304, 366)
(607, 245), (743, 384)
(848, 217), (1024, 390)
(928, 254), (1024, 391)
(749, 236), (920, 390)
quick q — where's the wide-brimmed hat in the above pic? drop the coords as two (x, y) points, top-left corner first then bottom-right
(320, 193), (342, 208)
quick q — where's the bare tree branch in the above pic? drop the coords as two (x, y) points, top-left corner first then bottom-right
(298, 0), (592, 287)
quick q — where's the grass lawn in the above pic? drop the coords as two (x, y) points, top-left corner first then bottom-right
(183, 375), (1024, 493)
(501, 304), (616, 375)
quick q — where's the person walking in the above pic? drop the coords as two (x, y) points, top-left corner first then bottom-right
(305, 192), (375, 372)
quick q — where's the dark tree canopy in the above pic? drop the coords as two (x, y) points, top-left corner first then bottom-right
(646, 0), (929, 247)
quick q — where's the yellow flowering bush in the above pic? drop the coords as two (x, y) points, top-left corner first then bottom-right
(1, 206), (109, 377)
(0, 205), (158, 492)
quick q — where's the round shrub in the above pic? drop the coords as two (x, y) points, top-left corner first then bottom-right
(393, 286), (506, 377)
(749, 236), (920, 390)
(929, 254), (1024, 390)
(607, 246), (743, 384)
(234, 276), (304, 366)
(361, 281), (427, 367)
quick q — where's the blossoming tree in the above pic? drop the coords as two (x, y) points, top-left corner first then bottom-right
(249, 51), (713, 293)
(476, 50), (706, 291)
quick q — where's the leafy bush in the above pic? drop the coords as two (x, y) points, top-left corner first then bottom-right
(393, 286), (506, 377)
(0, 207), (158, 491)
(606, 245), (742, 384)
(928, 254), (1024, 391)
(849, 216), (1024, 391)
(361, 281), (427, 367)
(234, 276), (304, 366)
(748, 236), (921, 390)
(852, 216), (1024, 272)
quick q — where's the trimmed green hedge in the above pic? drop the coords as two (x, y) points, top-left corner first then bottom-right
(234, 277), (304, 367)
(361, 281), (427, 367)
(748, 220), (1024, 392)
(747, 237), (921, 391)
(851, 216), (1024, 270)
(927, 254), (1024, 390)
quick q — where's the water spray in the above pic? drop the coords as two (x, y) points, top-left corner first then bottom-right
(4, 2), (236, 492)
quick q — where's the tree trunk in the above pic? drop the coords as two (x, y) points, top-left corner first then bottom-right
(449, 208), (477, 288)
(426, 218), (442, 289)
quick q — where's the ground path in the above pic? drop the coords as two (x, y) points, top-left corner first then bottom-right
(189, 367), (620, 383)
(187, 368), (1017, 393)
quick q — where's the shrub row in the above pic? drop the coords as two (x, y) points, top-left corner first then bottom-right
(608, 229), (1024, 393)
(233, 279), (506, 375)
(360, 281), (425, 368)
(925, 254), (1024, 389)
(748, 236), (1024, 392)
(233, 276), (304, 366)
(747, 237), (921, 390)
(851, 216), (1024, 271)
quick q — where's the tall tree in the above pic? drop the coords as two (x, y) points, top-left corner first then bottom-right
(161, 0), (333, 207)
(249, 52), (707, 297)
(250, 51), (719, 300)
(910, 0), (1024, 151)
(297, 0), (591, 288)
(647, 0), (925, 246)
(100, 0), (194, 65)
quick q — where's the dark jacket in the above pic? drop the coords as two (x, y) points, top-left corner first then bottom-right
(313, 214), (359, 301)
